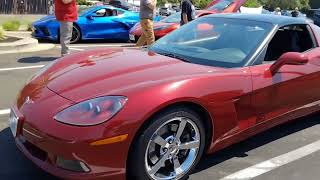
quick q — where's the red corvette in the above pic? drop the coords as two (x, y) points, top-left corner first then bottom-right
(10, 14), (320, 180)
(129, 0), (246, 41)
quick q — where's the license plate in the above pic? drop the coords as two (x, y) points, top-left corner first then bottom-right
(129, 34), (135, 41)
(9, 109), (19, 137)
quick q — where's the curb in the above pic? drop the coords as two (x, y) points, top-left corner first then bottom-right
(0, 37), (38, 51)
(0, 32), (54, 54)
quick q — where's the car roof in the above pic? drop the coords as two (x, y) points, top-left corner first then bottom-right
(205, 13), (309, 26)
(94, 5), (123, 10)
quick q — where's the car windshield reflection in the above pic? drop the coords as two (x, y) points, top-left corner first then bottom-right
(150, 17), (273, 68)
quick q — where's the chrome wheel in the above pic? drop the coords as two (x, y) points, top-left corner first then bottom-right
(145, 117), (201, 180)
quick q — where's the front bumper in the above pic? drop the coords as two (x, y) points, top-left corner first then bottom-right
(11, 87), (129, 179)
(32, 25), (57, 41)
(15, 135), (126, 179)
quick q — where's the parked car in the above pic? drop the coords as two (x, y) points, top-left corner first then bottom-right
(206, 0), (246, 13)
(130, 0), (247, 41)
(129, 10), (214, 42)
(108, 0), (131, 10)
(172, 5), (180, 12)
(159, 7), (177, 16)
(32, 5), (140, 43)
(11, 14), (320, 180)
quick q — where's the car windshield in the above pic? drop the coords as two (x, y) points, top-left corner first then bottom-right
(161, 11), (205, 23)
(208, 0), (235, 11)
(161, 12), (181, 23)
(150, 17), (273, 68)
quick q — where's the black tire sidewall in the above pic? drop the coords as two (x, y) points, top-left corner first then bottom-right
(128, 107), (206, 180)
(70, 25), (81, 44)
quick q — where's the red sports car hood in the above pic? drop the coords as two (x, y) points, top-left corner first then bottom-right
(43, 48), (223, 102)
(206, 0), (246, 13)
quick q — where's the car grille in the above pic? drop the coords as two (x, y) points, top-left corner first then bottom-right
(23, 140), (48, 162)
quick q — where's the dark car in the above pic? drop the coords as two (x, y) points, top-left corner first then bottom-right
(159, 7), (177, 16)
(108, 0), (131, 10)
(315, 9), (320, 26)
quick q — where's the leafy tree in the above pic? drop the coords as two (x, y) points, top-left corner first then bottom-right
(243, 0), (261, 8)
(195, 0), (212, 9)
(76, 0), (91, 5)
(262, 0), (310, 10)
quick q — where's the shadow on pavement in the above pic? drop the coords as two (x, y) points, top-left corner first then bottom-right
(18, 57), (57, 63)
(194, 114), (320, 173)
(0, 128), (58, 180)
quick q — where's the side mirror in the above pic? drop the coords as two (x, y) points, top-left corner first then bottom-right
(95, 9), (106, 17)
(86, 15), (94, 20)
(269, 52), (308, 75)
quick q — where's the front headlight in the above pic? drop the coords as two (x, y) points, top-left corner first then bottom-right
(54, 96), (128, 126)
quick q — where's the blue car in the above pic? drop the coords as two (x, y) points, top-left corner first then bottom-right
(32, 5), (141, 43)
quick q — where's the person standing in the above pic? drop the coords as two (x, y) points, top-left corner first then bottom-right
(180, 0), (196, 26)
(55, 0), (78, 56)
(274, 7), (281, 15)
(291, 7), (300, 17)
(136, 0), (157, 46)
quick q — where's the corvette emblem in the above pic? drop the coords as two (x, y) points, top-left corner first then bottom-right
(24, 96), (34, 105)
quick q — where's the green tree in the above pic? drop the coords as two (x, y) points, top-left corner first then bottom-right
(195, 0), (212, 9)
(262, 0), (310, 10)
(243, 0), (261, 8)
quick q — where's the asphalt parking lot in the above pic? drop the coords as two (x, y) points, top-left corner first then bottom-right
(0, 43), (320, 180)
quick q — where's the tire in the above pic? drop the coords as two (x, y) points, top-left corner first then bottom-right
(57, 24), (81, 44)
(70, 24), (81, 44)
(128, 107), (206, 180)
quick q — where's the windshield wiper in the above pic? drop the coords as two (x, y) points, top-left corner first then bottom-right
(158, 52), (191, 63)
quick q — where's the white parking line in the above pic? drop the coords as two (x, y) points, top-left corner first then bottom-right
(220, 139), (320, 180)
(0, 65), (45, 72)
(69, 47), (84, 51)
(0, 109), (10, 116)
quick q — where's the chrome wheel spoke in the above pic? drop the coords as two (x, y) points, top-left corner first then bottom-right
(145, 117), (201, 179)
(153, 135), (168, 147)
(149, 152), (170, 175)
(178, 140), (200, 150)
(175, 118), (187, 141)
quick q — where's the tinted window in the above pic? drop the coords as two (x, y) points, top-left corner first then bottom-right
(150, 17), (273, 68)
(264, 25), (316, 62)
(161, 11), (204, 23)
(207, 0), (234, 12)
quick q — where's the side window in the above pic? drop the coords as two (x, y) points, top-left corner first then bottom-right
(94, 9), (115, 17)
(94, 9), (107, 17)
(263, 24), (316, 62)
(117, 10), (125, 15)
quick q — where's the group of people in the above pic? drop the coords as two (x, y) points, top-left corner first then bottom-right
(54, 0), (196, 57)
(136, 0), (195, 46)
(274, 7), (300, 17)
